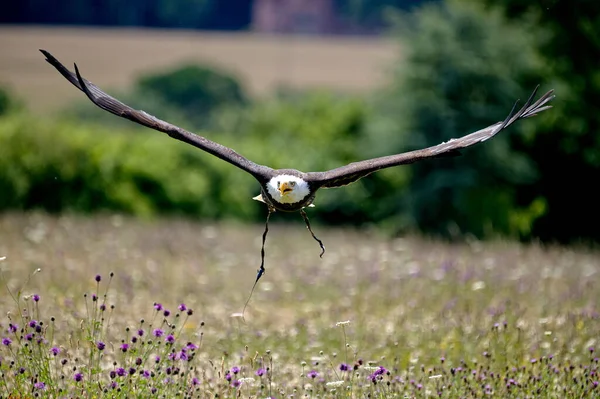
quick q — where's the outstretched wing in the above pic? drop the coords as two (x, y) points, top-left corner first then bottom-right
(40, 49), (273, 180)
(305, 87), (554, 189)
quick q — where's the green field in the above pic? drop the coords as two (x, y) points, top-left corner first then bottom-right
(0, 212), (598, 397)
(0, 26), (396, 114)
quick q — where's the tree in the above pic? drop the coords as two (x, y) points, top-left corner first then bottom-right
(371, 0), (548, 239)
(464, 0), (600, 243)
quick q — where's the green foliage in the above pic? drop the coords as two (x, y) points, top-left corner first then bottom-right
(463, 0), (600, 243)
(0, 91), (382, 224)
(0, 86), (22, 116)
(212, 89), (404, 225)
(0, 115), (258, 220)
(372, 0), (548, 239)
(135, 64), (248, 129)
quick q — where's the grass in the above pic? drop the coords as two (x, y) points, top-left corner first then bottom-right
(0, 212), (599, 397)
(0, 26), (396, 114)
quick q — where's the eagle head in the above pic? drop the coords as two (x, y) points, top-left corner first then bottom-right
(265, 175), (310, 204)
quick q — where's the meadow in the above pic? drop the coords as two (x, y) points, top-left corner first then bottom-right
(0, 26), (396, 114)
(0, 212), (598, 397)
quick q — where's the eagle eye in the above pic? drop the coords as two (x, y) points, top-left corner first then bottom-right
(290, 181), (296, 187)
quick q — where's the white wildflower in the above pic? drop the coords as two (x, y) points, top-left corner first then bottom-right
(325, 380), (345, 388)
(336, 320), (351, 326)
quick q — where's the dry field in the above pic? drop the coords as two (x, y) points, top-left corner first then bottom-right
(0, 26), (397, 114)
(0, 212), (599, 397)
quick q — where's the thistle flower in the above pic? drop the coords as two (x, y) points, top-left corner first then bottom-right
(32, 294), (40, 302)
(8, 323), (18, 333)
(73, 373), (83, 382)
(307, 370), (318, 379)
(154, 303), (163, 311)
(95, 274), (102, 282)
(120, 343), (129, 352)
(50, 347), (60, 356)
(116, 367), (126, 377)
(97, 341), (106, 351)
(231, 366), (240, 374)
(256, 368), (266, 377)
(166, 334), (175, 344)
(178, 303), (187, 311)
(153, 329), (164, 337)
(34, 382), (45, 390)
(2, 338), (12, 346)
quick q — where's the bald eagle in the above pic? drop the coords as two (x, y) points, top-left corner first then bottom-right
(40, 50), (554, 284)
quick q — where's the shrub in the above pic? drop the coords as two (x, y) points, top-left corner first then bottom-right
(135, 63), (248, 129)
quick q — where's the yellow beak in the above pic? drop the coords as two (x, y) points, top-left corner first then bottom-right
(279, 182), (292, 196)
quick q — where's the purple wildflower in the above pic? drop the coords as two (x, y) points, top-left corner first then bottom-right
(74, 373), (83, 382)
(231, 379), (241, 388)
(2, 338), (12, 346)
(163, 309), (171, 317)
(50, 347), (60, 356)
(32, 294), (40, 302)
(179, 351), (188, 361)
(307, 370), (318, 379)
(187, 309), (194, 315)
(138, 329), (145, 336)
(225, 372), (232, 381)
(231, 366), (240, 374)
(166, 334), (175, 344)
(120, 343), (129, 352)
(99, 304), (106, 311)
(116, 367), (126, 377)
(110, 370), (116, 379)
(25, 333), (33, 341)
(97, 341), (106, 351)
(339, 363), (350, 371)
(155, 355), (161, 363)
(153, 329), (164, 337)
(95, 274), (102, 282)
(29, 320), (37, 328)
(192, 377), (200, 385)
(34, 382), (45, 390)
(186, 342), (198, 350)
(154, 303), (163, 311)
(110, 381), (118, 389)
(142, 370), (151, 378)
(8, 323), (18, 333)
(256, 368), (266, 377)
(178, 303), (187, 311)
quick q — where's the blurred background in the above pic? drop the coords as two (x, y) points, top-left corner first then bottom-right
(0, 0), (598, 244)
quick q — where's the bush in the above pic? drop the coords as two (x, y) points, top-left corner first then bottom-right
(370, 0), (548, 239)
(0, 115), (258, 220)
(135, 63), (248, 129)
(0, 91), (385, 225)
(0, 86), (22, 116)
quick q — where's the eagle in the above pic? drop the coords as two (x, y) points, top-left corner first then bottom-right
(40, 49), (554, 285)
